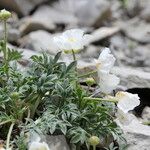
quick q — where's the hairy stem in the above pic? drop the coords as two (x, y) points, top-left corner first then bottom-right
(3, 20), (9, 78)
(93, 145), (96, 150)
(72, 50), (76, 61)
(78, 70), (97, 78)
(3, 20), (7, 63)
(6, 122), (15, 149)
(25, 107), (30, 125)
(83, 97), (118, 103)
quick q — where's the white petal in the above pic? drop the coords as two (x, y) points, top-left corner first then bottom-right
(99, 73), (120, 94)
(97, 48), (116, 74)
(53, 36), (65, 50)
(53, 29), (89, 51)
(63, 29), (84, 39)
(116, 109), (134, 125)
(116, 92), (140, 113)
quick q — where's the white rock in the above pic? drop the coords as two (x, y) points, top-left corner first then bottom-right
(125, 133), (150, 150)
(140, 5), (150, 22)
(121, 18), (150, 44)
(142, 106), (150, 122)
(46, 135), (70, 150)
(19, 30), (59, 54)
(0, 0), (47, 16)
(112, 66), (150, 89)
(75, 0), (111, 27)
(0, 25), (20, 42)
(88, 27), (120, 44)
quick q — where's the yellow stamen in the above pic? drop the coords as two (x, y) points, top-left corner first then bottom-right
(68, 38), (76, 42)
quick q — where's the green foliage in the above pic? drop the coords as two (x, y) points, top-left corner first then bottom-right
(14, 131), (28, 150)
(25, 83), (123, 148)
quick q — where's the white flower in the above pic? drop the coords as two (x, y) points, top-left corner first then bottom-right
(116, 91), (140, 113)
(116, 109), (134, 125)
(53, 29), (89, 51)
(95, 48), (116, 74)
(115, 91), (140, 125)
(95, 48), (120, 94)
(98, 73), (120, 94)
(29, 141), (50, 150)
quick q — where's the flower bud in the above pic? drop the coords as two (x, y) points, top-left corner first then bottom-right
(88, 136), (100, 146)
(10, 92), (20, 100)
(85, 77), (95, 86)
(0, 9), (11, 20)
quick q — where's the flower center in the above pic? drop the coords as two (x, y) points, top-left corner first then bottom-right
(68, 37), (76, 42)
(96, 62), (101, 68)
(116, 92), (125, 99)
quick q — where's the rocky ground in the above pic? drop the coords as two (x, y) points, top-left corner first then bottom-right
(0, 0), (150, 149)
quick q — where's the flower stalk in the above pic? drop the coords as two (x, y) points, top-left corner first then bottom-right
(83, 97), (118, 103)
(72, 49), (76, 61)
(93, 145), (96, 150)
(0, 9), (11, 78)
(3, 20), (8, 63)
(78, 70), (97, 78)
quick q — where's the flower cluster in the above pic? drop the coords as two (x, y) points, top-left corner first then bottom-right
(53, 29), (140, 126)
(0, 9), (11, 20)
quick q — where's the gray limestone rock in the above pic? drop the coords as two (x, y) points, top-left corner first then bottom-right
(0, 0), (47, 16)
(112, 67), (150, 89)
(19, 30), (59, 54)
(76, 0), (112, 27)
(46, 135), (70, 150)
(121, 19), (150, 44)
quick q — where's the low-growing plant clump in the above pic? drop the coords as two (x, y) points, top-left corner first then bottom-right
(0, 9), (140, 150)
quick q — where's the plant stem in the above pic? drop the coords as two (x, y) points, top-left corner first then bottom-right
(3, 20), (9, 79)
(78, 70), (97, 78)
(93, 145), (96, 150)
(72, 50), (76, 61)
(83, 97), (118, 103)
(0, 119), (13, 126)
(6, 122), (15, 149)
(76, 143), (80, 150)
(3, 20), (8, 64)
(25, 107), (30, 125)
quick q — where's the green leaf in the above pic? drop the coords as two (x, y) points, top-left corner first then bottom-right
(7, 48), (22, 61)
(66, 61), (77, 73)
(53, 51), (62, 63)
(59, 123), (67, 135)
(49, 123), (57, 134)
